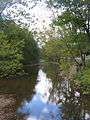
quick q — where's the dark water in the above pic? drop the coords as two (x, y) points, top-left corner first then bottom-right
(0, 65), (90, 120)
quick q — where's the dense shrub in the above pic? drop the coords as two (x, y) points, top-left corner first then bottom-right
(0, 19), (39, 78)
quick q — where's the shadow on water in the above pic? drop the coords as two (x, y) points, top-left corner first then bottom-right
(43, 63), (90, 120)
(0, 66), (39, 120)
(0, 63), (90, 120)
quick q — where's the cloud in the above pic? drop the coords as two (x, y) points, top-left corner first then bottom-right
(3, 0), (54, 31)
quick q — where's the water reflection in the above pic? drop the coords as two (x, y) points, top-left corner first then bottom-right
(0, 67), (38, 120)
(43, 63), (90, 120)
(0, 64), (90, 120)
(17, 69), (61, 120)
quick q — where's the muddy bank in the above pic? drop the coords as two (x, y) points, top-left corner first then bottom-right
(0, 94), (17, 120)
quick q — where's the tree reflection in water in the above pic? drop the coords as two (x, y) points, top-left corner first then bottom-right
(17, 69), (62, 120)
(0, 64), (90, 120)
(43, 63), (90, 120)
(0, 66), (39, 120)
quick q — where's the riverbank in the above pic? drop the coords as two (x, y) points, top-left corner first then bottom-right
(0, 94), (17, 120)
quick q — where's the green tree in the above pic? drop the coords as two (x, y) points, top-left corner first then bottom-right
(0, 19), (39, 78)
(49, 0), (90, 41)
(44, 0), (90, 93)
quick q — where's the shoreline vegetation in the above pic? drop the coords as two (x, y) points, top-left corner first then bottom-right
(0, 0), (89, 95)
(0, 18), (39, 79)
(0, 0), (90, 119)
(41, 0), (90, 95)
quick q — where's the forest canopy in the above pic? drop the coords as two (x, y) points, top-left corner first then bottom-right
(42, 0), (90, 93)
(0, 18), (39, 78)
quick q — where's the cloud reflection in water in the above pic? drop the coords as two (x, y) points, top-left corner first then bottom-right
(17, 69), (62, 120)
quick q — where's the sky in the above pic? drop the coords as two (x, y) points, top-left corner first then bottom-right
(17, 69), (60, 120)
(3, 0), (59, 32)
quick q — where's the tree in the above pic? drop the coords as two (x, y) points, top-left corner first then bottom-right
(0, 0), (41, 28)
(0, 26), (24, 77)
(0, 0), (16, 15)
(51, 0), (90, 68)
(0, 19), (39, 78)
(43, 0), (90, 93)
(48, 0), (90, 41)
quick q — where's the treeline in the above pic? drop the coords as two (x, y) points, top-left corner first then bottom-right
(0, 18), (39, 78)
(42, 0), (90, 93)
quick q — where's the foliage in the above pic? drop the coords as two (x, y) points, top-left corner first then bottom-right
(49, 0), (90, 40)
(42, 29), (89, 71)
(0, 0), (13, 15)
(52, 0), (90, 68)
(42, 39), (61, 62)
(42, 0), (90, 95)
(0, 19), (39, 78)
(74, 60), (90, 93)
(0, 30), (24, 77)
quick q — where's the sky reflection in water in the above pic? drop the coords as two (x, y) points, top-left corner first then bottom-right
(17, 69), (62, 120)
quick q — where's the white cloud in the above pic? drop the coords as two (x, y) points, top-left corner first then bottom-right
(3, 0), (54, 31)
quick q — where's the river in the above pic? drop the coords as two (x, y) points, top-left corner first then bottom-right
(0, 65), (90, 120)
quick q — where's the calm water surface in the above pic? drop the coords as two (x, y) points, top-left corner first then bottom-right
(17, 69), (61, 120)
(0, 65), (90, 120)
